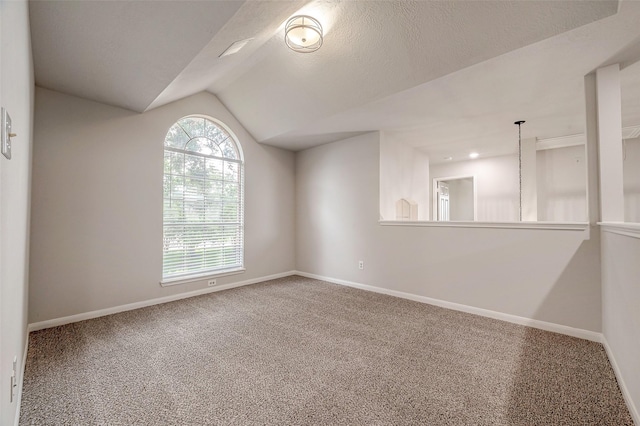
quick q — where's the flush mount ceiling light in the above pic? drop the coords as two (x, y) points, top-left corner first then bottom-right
(285, 15), (323, 53)
(469, 152), (479, 159)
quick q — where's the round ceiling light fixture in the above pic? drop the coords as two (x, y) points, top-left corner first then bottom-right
(285, 15), (323, 53)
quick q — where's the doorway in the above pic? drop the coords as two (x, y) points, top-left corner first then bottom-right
(433, 176), (477, 221)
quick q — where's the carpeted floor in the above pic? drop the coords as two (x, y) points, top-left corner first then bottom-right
(20, 275), (633, 425)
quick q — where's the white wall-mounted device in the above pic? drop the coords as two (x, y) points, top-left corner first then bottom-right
(2, 107), (17, 160)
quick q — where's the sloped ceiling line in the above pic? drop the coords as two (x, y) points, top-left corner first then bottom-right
(30, 0), (640, 158)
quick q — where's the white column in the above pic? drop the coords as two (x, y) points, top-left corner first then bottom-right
(521, 137), (537, 221)
(596, 64), (625, 222)
(584, 73), (600, 225)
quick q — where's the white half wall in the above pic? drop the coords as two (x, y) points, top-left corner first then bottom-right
(296, 133), (601, 333)
(29, 88), (296, 323)
(0, 1), (34, 424)
(601, 229), (640, 422)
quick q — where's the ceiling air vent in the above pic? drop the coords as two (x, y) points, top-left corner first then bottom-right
(219, 38), (254, 58)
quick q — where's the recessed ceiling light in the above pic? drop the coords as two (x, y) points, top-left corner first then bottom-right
(469, 152), (479, 159)
(443, 156), (453, 161)
(219, 38), (254, 58)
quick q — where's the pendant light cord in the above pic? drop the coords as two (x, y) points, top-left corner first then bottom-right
(515, 121), (525, 222)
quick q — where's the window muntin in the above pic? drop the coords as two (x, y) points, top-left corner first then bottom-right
(162, 116), (244, 280)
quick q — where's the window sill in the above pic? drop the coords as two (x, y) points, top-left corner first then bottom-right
(598, 222), (640, 239)
(379, 220), (589, 231)
(160, 268), (246, 287)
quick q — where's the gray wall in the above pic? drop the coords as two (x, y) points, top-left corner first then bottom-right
(430, 147), (589, 223)
(296, 132), (601, 332)
(379, 131), (430, 220)
(0, 0), (34, 424)
(623, 137), (640, 222)
(29, 88), (295, 323)
(430, 154), (519, 222)
(601, 230), (640, 420)
(536, 145), (587, 222)
(447, 177), (474, 221)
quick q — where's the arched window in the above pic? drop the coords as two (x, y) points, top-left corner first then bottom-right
(162, 116), (244, 281)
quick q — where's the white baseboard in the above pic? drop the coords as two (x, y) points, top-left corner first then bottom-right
(27, 268), (602, 341)
(602, 336), (640, 425)
(14, 334), (29, 426)
(294, 271), (602, 343)
(28, 271), (296, 332)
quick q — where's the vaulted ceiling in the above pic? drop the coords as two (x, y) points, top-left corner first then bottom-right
(29, 0), (640, 157)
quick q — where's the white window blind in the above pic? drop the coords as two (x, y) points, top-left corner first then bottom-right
(162, 116), (244, 280)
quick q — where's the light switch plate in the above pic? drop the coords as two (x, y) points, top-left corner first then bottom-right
(10, 356), (17, 403)
(2, 107), (12, 160)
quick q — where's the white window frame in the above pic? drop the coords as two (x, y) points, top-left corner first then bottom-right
(160, 115), (245, 286)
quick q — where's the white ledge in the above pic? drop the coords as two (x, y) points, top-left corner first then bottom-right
(379, 220), (589, 231)
(160, 268), (246, 287)
(598, 222), (640, 239)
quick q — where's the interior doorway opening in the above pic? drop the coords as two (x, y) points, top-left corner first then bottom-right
(433, 176), (477, 221)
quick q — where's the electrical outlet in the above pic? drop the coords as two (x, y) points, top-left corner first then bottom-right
(207, 279), (217, 287)
(358, 260), (364, 270)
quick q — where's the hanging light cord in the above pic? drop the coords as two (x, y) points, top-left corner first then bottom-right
(515, 121), (525, 222)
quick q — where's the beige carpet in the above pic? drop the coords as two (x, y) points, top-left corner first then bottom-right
(20, 275), (633, 425)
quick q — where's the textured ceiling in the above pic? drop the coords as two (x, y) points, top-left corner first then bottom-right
(276, 0), (640, 160)
(146, 0), (308, 111)
(30, 0), (640, 156)
(29, 0), (244, 112)
(217, 0), (619, 148)
(621, 59), (640, 129)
